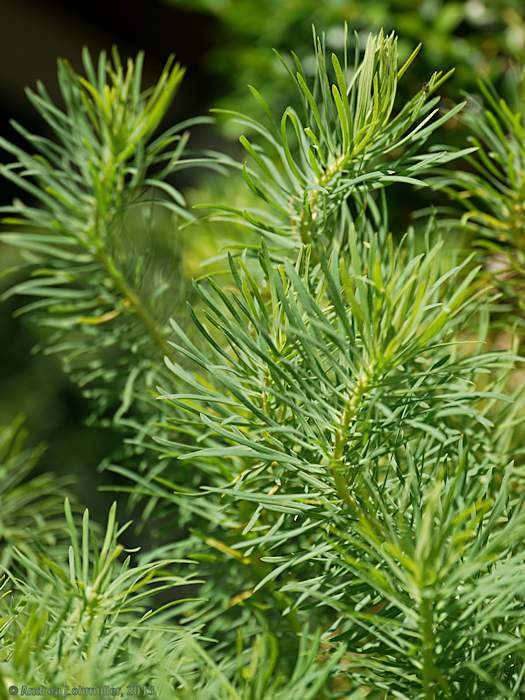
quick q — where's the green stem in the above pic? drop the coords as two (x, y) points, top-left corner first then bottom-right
(95, 247), (173, 361)
(420, 591), (436, 700)
(297, 153), (348, 245)
(90, 189), (174, 363)
(328, 368), (371, 507)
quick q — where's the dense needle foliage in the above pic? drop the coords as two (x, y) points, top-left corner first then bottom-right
(1, 25), (525, 699)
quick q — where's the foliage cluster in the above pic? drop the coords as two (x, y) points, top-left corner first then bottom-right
(2, 22), (525, 699)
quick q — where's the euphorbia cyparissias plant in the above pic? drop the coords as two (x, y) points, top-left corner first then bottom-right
(1, 31), (525, 699)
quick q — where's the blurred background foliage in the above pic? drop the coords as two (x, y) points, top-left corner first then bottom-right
(171, 0), (525, 120)
(1, 0), (525, 520)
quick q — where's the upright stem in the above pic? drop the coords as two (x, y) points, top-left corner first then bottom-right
(420, 590), (436, 700)
(95, 247), (173, 361)
(90, 177), (174, 364)
(296, 153), (347, 245)
(328, 368), (371, 507)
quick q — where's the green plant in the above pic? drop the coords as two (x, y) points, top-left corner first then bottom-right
(0, 49), (199, 425)
(0, 417), (69, 569)
(207, 29), (470, 253)
(434, 70), (525, 336)
(1, 27), (525, 698)
(0, 500), (197, 692)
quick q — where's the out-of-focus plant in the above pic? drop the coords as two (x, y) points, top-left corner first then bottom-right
(0, 49), (193, 424)
(434, 69), (525, 334)
(0, 500), (197, 692)
(0, 417), (70, 570)
(0, 49), (215, 520)
(170, 0), (525, 122)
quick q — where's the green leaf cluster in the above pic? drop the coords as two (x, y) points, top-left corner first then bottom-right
(1, 26), (525, 699)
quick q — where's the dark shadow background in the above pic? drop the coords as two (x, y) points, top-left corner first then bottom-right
(0, 0), (221, 515)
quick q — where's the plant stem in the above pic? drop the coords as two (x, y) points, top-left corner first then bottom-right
(328, 368), (371, 507)
(95, 247), (173, 361)
(420, 590), (436, 700)
(90, 186), (174, 363)
(297, 153), (347, 245)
